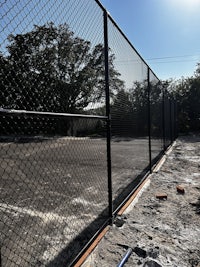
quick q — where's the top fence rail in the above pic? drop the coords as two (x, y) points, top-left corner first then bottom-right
(95, 0), (159, 80)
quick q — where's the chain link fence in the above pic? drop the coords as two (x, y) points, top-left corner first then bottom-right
(0, 0), (177, 266)
(107, 16), (150, 210)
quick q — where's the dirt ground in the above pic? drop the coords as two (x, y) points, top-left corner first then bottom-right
(83, 135), (200, 267)
(0, 136), (162, 266)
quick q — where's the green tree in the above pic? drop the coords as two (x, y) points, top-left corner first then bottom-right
(111, 80), (150, 137)
(1, 23), (124, 113)
(111, 89), (134, 136)
(166, 63), (200, 133)
(130, 81), (149, 136)
(195, 63), (200, 77)
(149, 79), (163, 137)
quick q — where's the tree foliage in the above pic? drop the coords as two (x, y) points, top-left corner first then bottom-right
(0, 23), (124, 113)
(172, 74), (200, 133)
(111, 80), (149, 137)
(1, 22), (199, 136)
(162, 62), (200, 133)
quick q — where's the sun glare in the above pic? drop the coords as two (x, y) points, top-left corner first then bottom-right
(169, 0), (200, 10)
(183, 0), (200, 6)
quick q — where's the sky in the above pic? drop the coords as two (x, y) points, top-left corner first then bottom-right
(99, 0), (200, 80)
(1, 0), (200, 82)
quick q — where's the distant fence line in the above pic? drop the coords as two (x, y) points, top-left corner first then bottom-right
(0, 0), (177, 266)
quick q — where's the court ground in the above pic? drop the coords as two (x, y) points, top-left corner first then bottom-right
(0, 136), (163, 266)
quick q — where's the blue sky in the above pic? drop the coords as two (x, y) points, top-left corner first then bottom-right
(99, 0), (200, 80)
(1, 0), (200, 81)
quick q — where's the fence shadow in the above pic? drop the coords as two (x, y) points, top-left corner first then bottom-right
(46, 211), (109, 267)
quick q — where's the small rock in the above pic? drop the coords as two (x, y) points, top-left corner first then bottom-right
(148, 247), (159, 259)
(155, 193), (167, 200)
(133, 246), (147, 258)
(176, 185), (185, 194)
(190, 202), (197, 206)
(143, 259), (162, 267)
(114, 217), (126, 227)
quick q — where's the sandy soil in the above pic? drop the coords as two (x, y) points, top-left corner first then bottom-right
(83, 135), (200, 267)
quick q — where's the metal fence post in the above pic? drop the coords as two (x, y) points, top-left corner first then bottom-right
(172, 99), (175, 141)
(162, 87), (166, 150)
(147, 67), (152, 173)
(104, 10), (113, 223)
(174, 100), (178, 139)
(169, 99), (173, 144)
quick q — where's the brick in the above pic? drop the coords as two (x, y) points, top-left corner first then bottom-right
(176, 185), (185, 194)
(155, 193), (167, 200)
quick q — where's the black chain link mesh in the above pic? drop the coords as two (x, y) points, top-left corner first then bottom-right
(149, 70), (164, 163)
(1, 1), (108, 266)
(164, 96), (175, 148)
(107, 18), (150, 210)
(1, 0), (105, 114)
(0, 0), (177, 266)
(0, 115), (108, 266)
